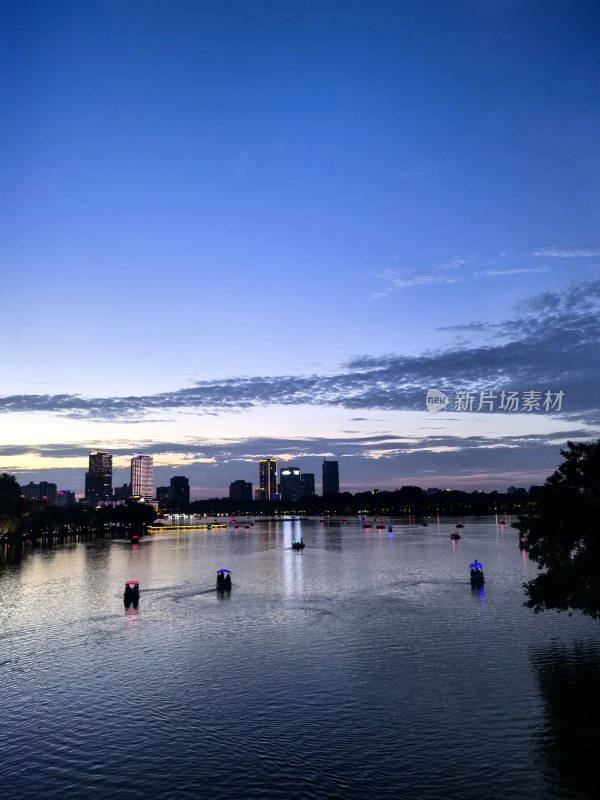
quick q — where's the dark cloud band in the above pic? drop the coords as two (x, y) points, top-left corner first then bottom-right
(1, 280), (599, 421)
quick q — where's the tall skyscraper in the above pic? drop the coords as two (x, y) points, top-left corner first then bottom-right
(300, 473), (315, 497)
(229, 480), (253, 502)
(170, 475), (190, 508)
(130, 454), (154, 500)
(322, 460), (340, 495)
(85, 450), (112, 501)
(280, 466), (301, 502)
(259, 458), (277, 499)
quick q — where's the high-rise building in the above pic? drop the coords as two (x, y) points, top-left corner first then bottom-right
(322, 460), (340, 495)
(156, 486), (171, 505)
(229, 480), (253, 502)
(300, 473), (315, 497)
(85, 450), (113, 502)
(170, 476), (190, 508)
(130, 454), (154, 501)
(259, 458), (278, 499)
(280, 466), (301, 502)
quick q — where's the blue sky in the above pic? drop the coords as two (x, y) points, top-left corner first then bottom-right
(1, 0), (599, 497)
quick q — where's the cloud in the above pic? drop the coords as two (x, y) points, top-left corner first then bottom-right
(373, 244), (600, 300)
(475, 268), (548, 276)
(533, 246), (600, 258)
(225, 150), (250, 176)
(372, 255), (473, 297)
(371, 268), (463, 297)
(399, 161), (447, 179)
(372, 252), (553, 297)
(1, 280), (599, 424)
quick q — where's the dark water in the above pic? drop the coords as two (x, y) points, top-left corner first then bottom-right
(1, 517), (599, 800)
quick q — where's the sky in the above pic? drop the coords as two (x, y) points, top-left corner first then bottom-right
(1, 0), (599, 498)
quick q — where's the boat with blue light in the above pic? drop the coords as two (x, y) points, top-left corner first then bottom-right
(216, 569), (232, 591)
(469, 560), (484, 585)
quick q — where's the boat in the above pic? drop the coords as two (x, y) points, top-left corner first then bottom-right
(216, 569), (232, 591)
(291, 539), (305, 550)
(422, 522), (428, 527)
(124, 580), (140, 607)
(362, 522), (373, 529)
(450, 530), (461, 540)
(376, 524), (385, 529)
(469, 560), (485, 585)
(131, 534), (140, 543)
(455, 522), (464, 528)
(519, 535), (529, 550)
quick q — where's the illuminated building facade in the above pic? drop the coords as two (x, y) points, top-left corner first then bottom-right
(259, 458), (278, 499)
(85, 450), (113, 501)
(322, 460), (340, 495)
(280, 466), (301, 502)
(130, 454), (154, 500)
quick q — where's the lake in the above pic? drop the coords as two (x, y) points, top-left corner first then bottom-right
(1, 516), (599, 799)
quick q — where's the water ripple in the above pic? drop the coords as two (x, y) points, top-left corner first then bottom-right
(1, 519), (599, 799)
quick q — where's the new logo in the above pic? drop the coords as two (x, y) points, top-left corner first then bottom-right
(426, 388), (449, 412)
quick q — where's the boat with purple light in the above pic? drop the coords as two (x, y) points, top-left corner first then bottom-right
(216, 569), (232, 592)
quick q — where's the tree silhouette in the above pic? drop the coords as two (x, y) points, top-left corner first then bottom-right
(0, 473), (28, 533)
(515, 440), (600, 619)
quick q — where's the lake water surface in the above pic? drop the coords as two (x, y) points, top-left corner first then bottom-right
(1, 516), (599, 799)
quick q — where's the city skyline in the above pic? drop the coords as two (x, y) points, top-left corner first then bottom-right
(2, 1), (599, 498)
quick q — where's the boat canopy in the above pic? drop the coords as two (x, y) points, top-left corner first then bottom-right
(469, 560), (483, 570)
(217, 569), (231, 574)
(125, 580), (139, 587)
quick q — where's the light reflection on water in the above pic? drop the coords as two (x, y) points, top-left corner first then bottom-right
(0, 517), (599, 800)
